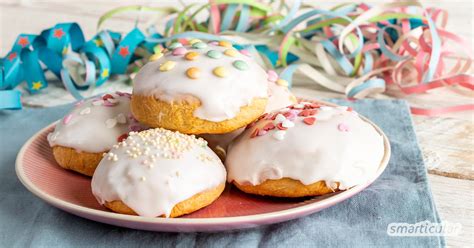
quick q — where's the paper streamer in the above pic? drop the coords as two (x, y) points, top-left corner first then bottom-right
(0, 0), (472, 116)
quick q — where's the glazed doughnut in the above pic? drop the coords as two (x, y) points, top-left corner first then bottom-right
(91, 128), (227, 218)
(131, 40), (269, 134)
(47, 92), (145, 176)
(201, 78), (297, 160)
(226, 103), (385, 197)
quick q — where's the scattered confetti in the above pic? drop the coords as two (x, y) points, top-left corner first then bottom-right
(224, 49), (238, 57)
(172, 47), (187, 56)
(184, 51), (199, 60)
(206, 50), (222, 59)
(192, 42), (207, 49)
(218, 40), (232, 48)
(149, 53), (163, 61)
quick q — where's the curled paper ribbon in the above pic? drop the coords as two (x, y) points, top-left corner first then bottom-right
(0, 0), (472, 116)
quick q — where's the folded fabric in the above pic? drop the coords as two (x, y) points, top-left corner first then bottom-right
(0, 99), (444, 247)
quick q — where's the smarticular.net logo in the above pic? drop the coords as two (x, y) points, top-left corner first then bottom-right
(387, 221), (462, 237)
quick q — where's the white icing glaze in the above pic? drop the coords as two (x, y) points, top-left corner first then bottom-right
(202, 82), (296, 151)
(265, 82), (296, 113)
(226, 103), (385, 190)
(91, 128), (226, 217)
(47, 92), (146, 153)
(132, 42), (268, 122)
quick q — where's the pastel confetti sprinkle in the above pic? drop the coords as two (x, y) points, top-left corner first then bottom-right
(192, 42), (207, 49)
(168, 42), (182, 49)
(188, 39), (201, 45)
(218, 40), (232, 48)
(106, 118), (117, 128)
(172, 47), (187, 56)
(338, 123), (350, 132)
(232, 60), (249, 71)
(212, 66), (228, 78)
(276, 79), (289, 87)
(159, 61), (176, 71)
(274, 113), (286, 123)
(267, 70), (278, 82)
(273, 130), (286, 141)
(281, 119), (295, 128)
(79, 107), (91, 115)
(206, 50), (222, 59)
(149, 53), (163, 61)
(186, 67), (201, 79)
(208, 41), (219, 46)
(63, 114), (72, 125)
(224, 49), (238, 57)
(240, 49), (252, 57)
(303, 117), (316, 125)
(185, 51), (199, 60)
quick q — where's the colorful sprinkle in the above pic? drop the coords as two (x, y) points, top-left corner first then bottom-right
(192, 42), (207, 49)
(276, 123), (287, 130)
(185, 51), (199, 60)
(63, 114), (72, 125)
(172, 47), (187, 56)
(232, 60), (249, 71)
(186, 67), (201, 79)
(267, 70), (278, 82)
(188, 39), (201, 45)
(257, 129), (267, 136)
(168, 42), (182, 49)
(263, 122), (275, 131)
(207, 50), (222, 59)
(273, 130), (286, 141)
(159, 61), (176, 71)
(274, 113), (286, 123)
(281, 119), (295, 128)
(224, 49), (238, 57)
(218, 40), (232, 48)
(208, 41), (219, 46)
(79, 107), (91, 115)
(213, 66), (228, 77)
(106, 118), (117, 128)
(276, 79), (289, 87)
(117, 133), (129, 142)
(303, 117), (316, 125)
(298, 109), (317, 117)
(338, 123), (350, 132)
(240, 49), (252, 57)
(149, 52), (163, 61)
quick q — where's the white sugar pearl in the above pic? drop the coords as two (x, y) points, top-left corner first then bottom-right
(79, 107), (91, 115)
(116, 113), (127, 124)
(281, 119), (295, 128)
(273, 130), (286, 141)
(105, 118), (117, 128)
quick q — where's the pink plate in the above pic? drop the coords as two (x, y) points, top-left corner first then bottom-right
(16, 102), (390, 232)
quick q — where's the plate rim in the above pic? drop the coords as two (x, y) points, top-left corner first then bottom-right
(15, 100), (391, 227)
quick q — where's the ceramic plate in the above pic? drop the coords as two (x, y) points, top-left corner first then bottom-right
(16, 101), (390, 232)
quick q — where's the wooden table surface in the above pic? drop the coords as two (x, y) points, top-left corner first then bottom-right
(1, 1), (472, 246)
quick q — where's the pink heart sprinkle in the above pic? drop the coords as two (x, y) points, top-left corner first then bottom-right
(103, 100), (118, 107)
(257, 129), (267, 136)
(267, 70), (278, 82)
(338, 123), (350, 132)
(63, 114), (72, 125)
(172, 47), (187, 56)
(239, 49), (251, 57)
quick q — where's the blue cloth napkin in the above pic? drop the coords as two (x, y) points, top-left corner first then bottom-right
(0, 99), (444, 247)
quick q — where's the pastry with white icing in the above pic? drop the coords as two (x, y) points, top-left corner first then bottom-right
(201, 77), (296, 160)
(131, 40), (269, 134)
(48, 92), (145, 176)
(91, 128), (226, 218)
(226, 102), (385, 197)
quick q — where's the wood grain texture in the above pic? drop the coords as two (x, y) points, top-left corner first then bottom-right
(0, 0), (472, 246)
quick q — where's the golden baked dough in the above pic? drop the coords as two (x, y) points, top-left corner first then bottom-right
(52, 146), (103, 177)
(131, 94), (267, 134)
(104, 183), (226, 217)
(233, 178), (339, 197)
